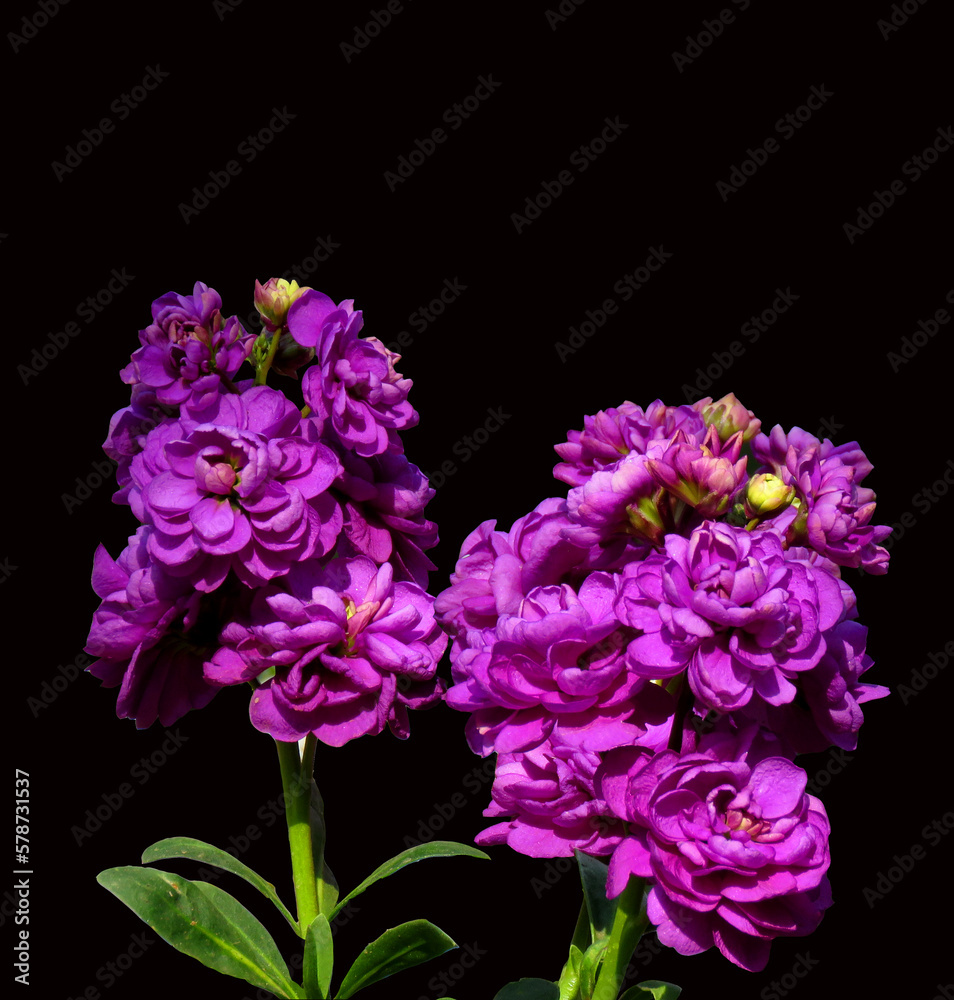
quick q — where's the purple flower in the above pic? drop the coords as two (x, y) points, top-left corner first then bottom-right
(752, 425), (890, 574)
(206, 556), (447, 746)
(597, 735), (832, 971)
(288, 290), (418, 456)
(128, 386), (342, 591)
(444, 572), (673, 757)
(121, 282), (254, 405)
(617, 523), (847, 712)
(84, 528), (232, 727)
(645, 426), (749, 518)
(554, 399), (706, 487)
(475, 737), (625, 858)
(738, 620), (888, 753)
(435, 498), (591, 659)
(328, 443), (439, 588)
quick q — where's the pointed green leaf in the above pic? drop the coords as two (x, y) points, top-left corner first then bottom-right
(318, 859), (339, 918)
(335, 918), (456, 998)
(303, 913), (333, 1000)
(330, 841), (489, 919)
(580, 939), (608, 997)
(492, 979), (560, 999)
(97, 866), (303, 998)
(574, 850), (616, 942)
(141, 836), (299, 935)
(619, 980), (682, 1000)
(557, 943), (583, 1000)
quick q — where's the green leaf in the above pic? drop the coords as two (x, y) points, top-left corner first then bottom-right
(493, 979), (560, 1000)
(619, 981), (682, 1000)
(303, 913), (333, 999)
(330, 841), (489, 919)
(557, 943), (583, 1000)
(97, 866), (303, 999)
(335, 918), (456, 998)
(141, 836), (299, 936)
(580, 939), (608, 997)
(574, 850), (616, 942)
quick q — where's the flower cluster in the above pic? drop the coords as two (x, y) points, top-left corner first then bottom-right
(436, 394), (889, 971)
(87, 279), (445, 745)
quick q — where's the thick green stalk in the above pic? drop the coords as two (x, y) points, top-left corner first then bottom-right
(276, 736), (319, 935)
(591, 876), (647, 1000)
(254, 328), (282, 385)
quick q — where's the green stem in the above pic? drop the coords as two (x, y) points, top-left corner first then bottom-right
(255, 328), (282, 385)
(276, 737), (319, 936)
(591, 876), (647, 1000)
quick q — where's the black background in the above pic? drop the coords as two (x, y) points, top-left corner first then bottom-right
(6, 1), (952, 998)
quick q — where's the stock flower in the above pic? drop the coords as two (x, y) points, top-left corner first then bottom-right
(206, 556), (446, 746)
(128, 385), (341, 591)
(84, 528), (232, 727)
(253, 277), (310, 332)
(597, 735), (832, 971)
(617, 522), (846, 712)
(444, 572), (672, 757)
(435, 498), (591, 657)
(645, 426), (749, 519)
(696, 392), (761, 444)
(738, 619), (888, 753)
(329, 444), (439, 588)
(554, 399), (706, 487)
(475, 737), (625, 858)
(121, 282), (254, 405)
(752, 425), (891, 573)
(288, 289), (418, 456)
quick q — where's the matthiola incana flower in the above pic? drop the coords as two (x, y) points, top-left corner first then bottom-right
(288, 289), (418, 456)
(121, 282), (254, 405)
(752, 425), (891, 574)
(617, 522), (847, 712)
(476, 736), (625, 858)
(84, 527), (234, 727)
(206, 556), (446, 746)
(598, 734), (832, 971)
(128, 385), (341, 591)
(444, 572), (672, 757)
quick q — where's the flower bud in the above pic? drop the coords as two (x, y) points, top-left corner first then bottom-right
(254, 278), (311, 332)
(699, 392), (761, 444)
(271, 331), (316, 378)
(744, 473), (796, 520)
